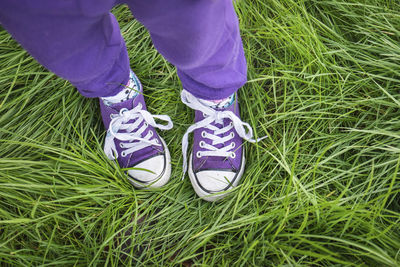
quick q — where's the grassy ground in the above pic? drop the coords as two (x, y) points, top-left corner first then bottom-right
(1, 0), (400, 265)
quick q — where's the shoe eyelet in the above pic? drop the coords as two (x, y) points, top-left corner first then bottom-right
(121, 151), (127, 157)
(120, 108), (128, 114)
(229, 122), (233, 127)
(231, 142), (235, 148)
(144, 122), (148, 127)
(230, 132), (235, 138)
(201, 131), (207, 138)
(149, 130), (153, 137)
(120, 143), (124, 148)
(155, 139), (159, 144)
(196, 151), (202, 158)
(202, 112), (207, 118)
(199, 141), (205, 148)
(230, 152), (236, 159)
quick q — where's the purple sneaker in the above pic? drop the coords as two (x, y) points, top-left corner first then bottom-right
(181, 90), (265, 201)
(100, 81), (173, 188)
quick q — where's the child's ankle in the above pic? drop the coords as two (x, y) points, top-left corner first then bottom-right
(101, 70), (140, 106)
(197, 93), (236, 109)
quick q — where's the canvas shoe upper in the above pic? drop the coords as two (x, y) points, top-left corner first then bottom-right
(100, 79), (173, 188)
(180, 89), (265, 201)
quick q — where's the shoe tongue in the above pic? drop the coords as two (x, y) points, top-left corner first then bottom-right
(108, 95), (139, 112)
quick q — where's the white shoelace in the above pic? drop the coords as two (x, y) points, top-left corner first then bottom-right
(104, 103), (173, 160)
(180, 90), (267, 179)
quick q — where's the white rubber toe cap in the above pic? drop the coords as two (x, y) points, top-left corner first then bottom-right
(127, 137), (171, 189)
(128, 155), (165, 183)
(188, 152), (245, 202)
(195, 170), (236, 192)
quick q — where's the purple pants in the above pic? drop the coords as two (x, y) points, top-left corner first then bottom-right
(0, 0), (247, 100)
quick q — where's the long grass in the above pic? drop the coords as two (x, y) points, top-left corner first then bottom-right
(1, 0), (399, 265)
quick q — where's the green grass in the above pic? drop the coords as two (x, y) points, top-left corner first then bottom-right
(1, 0), (400, 265)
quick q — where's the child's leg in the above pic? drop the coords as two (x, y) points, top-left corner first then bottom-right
(126, 0), (256, 201)
(0, 0), (173, 188)
(126, 0), (247, 100)
(0, 0), (129, 98)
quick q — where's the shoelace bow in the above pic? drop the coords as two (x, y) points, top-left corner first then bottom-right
(180, 90), (267, 179)
(104, 103), (173, 160)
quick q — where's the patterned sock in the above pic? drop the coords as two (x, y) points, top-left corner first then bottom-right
(101, 70), (140, 106)
(198, 93), (236, 109)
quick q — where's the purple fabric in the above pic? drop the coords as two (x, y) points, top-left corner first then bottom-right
(192, 99), (243, 172)
(99, 92), (164, 168)
(0, 0), (247, 100)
